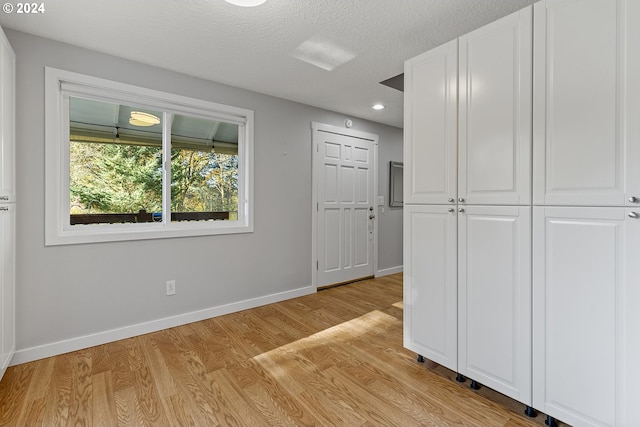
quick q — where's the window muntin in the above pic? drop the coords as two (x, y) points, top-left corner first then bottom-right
(45, 67), (253, 245)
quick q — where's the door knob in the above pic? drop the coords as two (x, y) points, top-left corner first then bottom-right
(629, 212), (639, 219)
(458, 197), (465, 203)
(448, 198), (455, 203)
(458, 208), (465, 213)
(0, 196), (8, 201)
(629, 196), (639, 203)
(369, 214), (376, 220)
(448, 208), (455, 213)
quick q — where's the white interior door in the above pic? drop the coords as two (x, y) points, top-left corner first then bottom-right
(313, 123), (377, 287)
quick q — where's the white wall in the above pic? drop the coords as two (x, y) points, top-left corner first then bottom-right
(6, 29), (403, 364)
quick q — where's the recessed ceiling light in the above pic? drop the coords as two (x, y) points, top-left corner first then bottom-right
(129, 111), (160, 127)
(372, 103), (386, 110)
(224, 0), (267, 6)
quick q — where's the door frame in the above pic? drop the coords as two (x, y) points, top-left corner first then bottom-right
(311, 122), (379, 289)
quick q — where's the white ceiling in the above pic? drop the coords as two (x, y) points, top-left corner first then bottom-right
(0, 0), (534, 128)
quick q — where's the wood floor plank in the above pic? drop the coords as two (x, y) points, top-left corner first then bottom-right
(67, 351), (93, 427)
(92, 371), (117, 426)
(241, 382), (299, 426)
(151, 330), (221, 426)
(114, 386), (141, 427)
(245, 359), (324, 426)
(321, 365), (422, 426)
(22, 397), (46, 427)
(40, 353), (73, 427)
(0, 362), (37, 426)
(0, 274), (552, 427)
(106, 340), (136, 393)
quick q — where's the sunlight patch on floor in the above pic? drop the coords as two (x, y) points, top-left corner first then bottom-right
(251, 309), (399, 378)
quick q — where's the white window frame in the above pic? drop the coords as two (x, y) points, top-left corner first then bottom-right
(45, 67), (254, 246)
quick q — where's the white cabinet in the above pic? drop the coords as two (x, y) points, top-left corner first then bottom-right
(458, 206), (531, 403)
(403, 5), (534, 409)
(0, 26), (14, 203)
(404, 4), (533, 208)
(404, 7), (532, 205)
(533, 207), (640, 427)
(458, 6), (532, 206)
(533, 0), (640, 207)
(405, 1), (639, 425)
(0, 26), (15, 381)
(403, 40), (458, 206)
(531, 2), (640, 426)
(0, 204), (14, 377)
(403, 205), (457, 371)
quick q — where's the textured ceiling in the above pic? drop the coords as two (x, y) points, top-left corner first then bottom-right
(0, 0), (535, 128)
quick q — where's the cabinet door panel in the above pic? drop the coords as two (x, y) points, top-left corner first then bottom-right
(0, 28), (15, 203)
(459, 7), (532, 205)
(404, 40), (457, 205)
(622, 207), (640, 427)
(626, 0), (640, 206)
(533, 207), (638, 426)
(0, 204), (14, 378)
(533, 0), (635, 206)
(458, 206), (531, 404)
(403, 205), (457, 370)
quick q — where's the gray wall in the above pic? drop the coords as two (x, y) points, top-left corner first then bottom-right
(6, 30), (403, 360)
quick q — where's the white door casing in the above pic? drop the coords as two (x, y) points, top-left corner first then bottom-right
(312, 123), (378, 288)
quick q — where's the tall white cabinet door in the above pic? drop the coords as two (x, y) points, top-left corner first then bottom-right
(533, 207), (639, 426)
(0, 27), (15, 203)
(403, 205), (457, 371)
(533, 0), (638, 206)
(458, 206), (531, 404)
(623, 207), (640, 427)
(626, 0), (640, 207)
(458, 7), (532, 206)
(0, 204), (15, 378)
(404, 40), (458, 206)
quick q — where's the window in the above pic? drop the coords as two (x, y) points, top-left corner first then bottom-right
(45, 67), (253, 245)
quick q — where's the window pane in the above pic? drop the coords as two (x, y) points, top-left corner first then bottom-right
(68, 97), (163, 225)
(170, 114), (239, 222)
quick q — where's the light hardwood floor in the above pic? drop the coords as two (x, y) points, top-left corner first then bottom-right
(0, 274), (548, 426)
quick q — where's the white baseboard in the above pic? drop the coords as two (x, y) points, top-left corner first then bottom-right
(11, 284), (316, 366)
(376, 265), (403, 277)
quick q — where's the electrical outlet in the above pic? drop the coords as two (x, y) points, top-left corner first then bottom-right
(166, 280), (176, 296)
